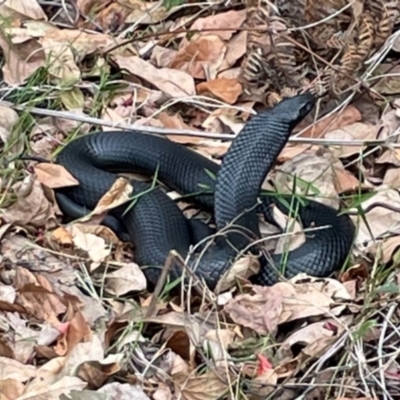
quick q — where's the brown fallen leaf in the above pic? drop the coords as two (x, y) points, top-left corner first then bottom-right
(333, 166), (364, 194)
(0, 26), (47, 85)
(1, 175), (56, 228)
(275, 150), (341, 209)
(34, 163), (79, 189)
(372, 64), (400, 94)
(0, 0), (47, 20)
(383, 166), (400, 188)
(0, 105), (19, 144)
(0, 356), (37, 382)
(173, 366), (233, 400)
(113, 54), (195, 98)
(105, 263), (147, 295)
(376, 148), (400, 167)
(324, 122), (380, 158)
(351, 187), (400, 247)
(190, 9), (247, 40)
(63, 224), (112, 265)
(170, 35), (226, 80)
(296, 105), (362, 138)
(15, 268), (67, 323)
(215, 254), (260, 294)
(151, 45), (178, 68)
(225, 278), (352, 335)
(76, 354), (123, 389)
(223, 285), (284, 335)
(53, 311), (92, 357)
(380, 236), (400, 264)
(19, 375), (87, 400)
(196, 78), (242, 104)
(0, 378), (25, 399)
(377, 99), (400, 140)
(276, 316), (353, 362)
(98, 382), (151, 399)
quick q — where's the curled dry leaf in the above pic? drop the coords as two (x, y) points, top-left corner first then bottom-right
(324, 122), (380, 158)
(173, 366), (233, 400)
(85, 176), (133, 219)
(189, 10), (246, 41)
(219, 31), (248, 71)
(0, 28), (46, 86)
(76, 353), (123, 389)
(275, 150), (341, 209)
(0, 378), (25, 399)
(15, 267), (67, 322)
(170, 35), (226, 80)
(276, 316), (353, 362)
(196, 78), (242, 105)
(0, 105), (19, 144)
(377, 101), (400, 140)
(224, 278), (353, 335)
(0, 0), (47, 20)
(223, 285), (284, 335)
(215, 254), (260, 294)
(151, 45), (178, 68)
(55, 224), (111, 264)
(98, 382), (151, 400)
(381, 236), (400, 264)
(0, 355), (37, 382)
(34, 163), (79, 189)
(296, 105), (362, 138)
(1, 175), (56, 228)
(105, 263), (147, 295)
(351, 187), (400, 247)
(19, 376), (87, 400)
(113, 54), (195, 98)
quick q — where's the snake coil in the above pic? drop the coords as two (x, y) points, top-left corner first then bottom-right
(54, 93), (355, 290)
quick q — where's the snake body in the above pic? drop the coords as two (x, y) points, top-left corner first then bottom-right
(54, 93), (355, 289)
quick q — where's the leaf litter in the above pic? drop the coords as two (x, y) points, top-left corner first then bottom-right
(0, 1), (400, 399)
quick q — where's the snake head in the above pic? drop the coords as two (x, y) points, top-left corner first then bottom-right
(272, 91), (316, 129)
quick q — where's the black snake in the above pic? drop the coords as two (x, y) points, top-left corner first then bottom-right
(53, 92), (355, 289)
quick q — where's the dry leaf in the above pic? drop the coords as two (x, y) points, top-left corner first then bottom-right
(173, 367), (232, 400)
(219, 31), (248, 71)
(380, 236), (400, 264)
(66, 224), (111, 264)
(297, 105), (362, 138)
(113, 54), (195, 98)
(351, 187), (400, 247)
(324, 122), (379, 158)
(170, 35), (226, 80)
(223, 285), (284, 335)
(0, 29), (46, 86)
(98, 382), (151, 400)
(216, 255), (260, 293)
(1, 175), (56, 228)
(225, 279), (352, 335)
(190, 10), (247, 41)
(0, 356), (36, 382)
(277, 316), (353, 361)
(275, 150), (341, 209)
(89, 177), (133, 217)
(15, 267), (67, 322)
(196, 78), (242, 104)
(18, 376), (87, 400)
(0, 378), (25, 399)
(34, 163), (79, 188)
(0, 105), (19, 144)
(0, 0), (47, 20)
(333, 166), (363, 194)
(151, 45), (178, 68)
(105, 263), (147, 295)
